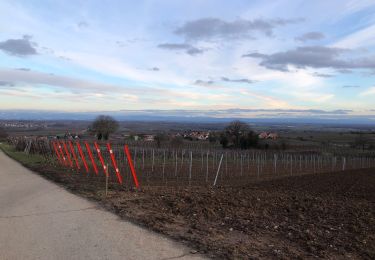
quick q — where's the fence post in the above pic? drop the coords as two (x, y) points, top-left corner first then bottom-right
(240, 154), (243, 176)
(105, 164), (109, 197)
(174, 150), (178, 177)
(257, 155), (260, 179)
(189, 151), (192, 185)
(274, 154), (277, 175)
(151, 149), (155, 173)
(142, 149), (145, 170)
(162, 150), (166, 181)
(290, 155), (293, 175)
(213, 154), (224, 186)
(206, 151), (209, 182)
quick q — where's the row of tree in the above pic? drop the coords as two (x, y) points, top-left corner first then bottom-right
(88, 116), (375, 151)
(88, 116), (259, 149)
(209, 120), (259, 149)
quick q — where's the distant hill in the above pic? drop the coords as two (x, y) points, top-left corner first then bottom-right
(0, 109), (374, 125)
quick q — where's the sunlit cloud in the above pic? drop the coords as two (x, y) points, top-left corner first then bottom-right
(0, 0), (374, 119)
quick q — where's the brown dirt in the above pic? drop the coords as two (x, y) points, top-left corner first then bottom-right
(20, 160), (375, 259)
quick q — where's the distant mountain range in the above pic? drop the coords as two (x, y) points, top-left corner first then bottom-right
(0, 109), (374, 125)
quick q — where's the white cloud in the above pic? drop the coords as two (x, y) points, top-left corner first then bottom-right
(360, 86), (375, 96)
(333, 24), (375, 49)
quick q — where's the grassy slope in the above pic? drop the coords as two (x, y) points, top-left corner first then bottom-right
(0, 143), (48, 167)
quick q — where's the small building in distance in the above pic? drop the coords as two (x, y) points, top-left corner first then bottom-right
(183, 131), (209, 140)
(144, 135), (155, 141)
(258, 132), (278, 140)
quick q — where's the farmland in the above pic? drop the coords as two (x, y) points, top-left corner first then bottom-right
(1, 142), (374, 259)
(1, 120), (375, 259)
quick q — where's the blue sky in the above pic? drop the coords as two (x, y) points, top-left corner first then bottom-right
(0, 0), (375, 119)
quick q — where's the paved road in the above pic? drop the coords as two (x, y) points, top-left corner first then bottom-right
(0, 150), (206, 260)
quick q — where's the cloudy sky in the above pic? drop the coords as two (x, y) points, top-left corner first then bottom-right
(0, 0), (375, 119)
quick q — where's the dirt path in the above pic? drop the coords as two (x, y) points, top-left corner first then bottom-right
(0, 150), (206, 260)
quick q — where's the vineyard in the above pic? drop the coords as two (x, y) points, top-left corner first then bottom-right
(7, 136), (375, 188)
(3, 136), (375, 259)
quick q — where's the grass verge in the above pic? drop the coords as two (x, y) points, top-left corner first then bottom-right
(0, 143), (48, 167)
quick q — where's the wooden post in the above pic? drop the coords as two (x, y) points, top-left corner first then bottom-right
(175, 150), (178, 177)
(257, 155), (260, 179)
(151, 149), (155, 172)
(313, 156), (316, 173)
(240, 154), (243, 176)
(247, 153), (250, 171)
(105, 163), (109, 197)
(206, 151), (209, 182)
(290, 155), (293, 175)
(181, 150), (184, 169)
(274, 154), (277, 175)
(201, 151), (204, 171)
(162, 150), (166, 181)
(225, 152), (228, 177)
(189, 151), (192, 185)
(142, 149), (145, 170)
(133, 148), (137, 167)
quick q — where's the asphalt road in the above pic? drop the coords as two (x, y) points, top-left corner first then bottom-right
(0, 150), (206, 260)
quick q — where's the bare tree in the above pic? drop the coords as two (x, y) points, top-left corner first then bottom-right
(0, 127), (8, 141)
(354, 133), (369, 151)
(225, 120), (250, 148)
(170, 136), (184, 148)
(154, 133), (167, 148)
(89, 115), (119, 140)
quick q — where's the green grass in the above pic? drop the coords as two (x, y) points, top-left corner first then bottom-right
(0, 142), (49, 167)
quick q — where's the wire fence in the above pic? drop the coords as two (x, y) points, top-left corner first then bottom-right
(7, 136), (375, 187)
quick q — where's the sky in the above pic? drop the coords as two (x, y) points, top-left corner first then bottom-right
(0, 0), (375, 120)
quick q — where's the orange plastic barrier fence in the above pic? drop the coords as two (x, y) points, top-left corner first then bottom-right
(106, 143), (123, 184)
(84, 141), (98, 175)
(68, 141), (80, 170)
(76, 141), (89, 173)
(94, 142), (108, 177)
(52, 141), (63, 164)
(124, 145), (139, 188)
(62, 141), (73, 168)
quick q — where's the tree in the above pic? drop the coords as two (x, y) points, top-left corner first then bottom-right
(0, 127), (8, 141)
(154, 133), (167, 148)
(247, 131), (258, 147)
(170, 136), (184, 148)
(208, 132), (218, 143)
(219, 121), (259, 149)
(219, 134), (229, 148)
(354, 133), (369, 151)
(225, 120), (250, 148)
(89, 115), (119, 140)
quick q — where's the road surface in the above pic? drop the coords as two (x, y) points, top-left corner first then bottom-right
(0, 150), (206, 260)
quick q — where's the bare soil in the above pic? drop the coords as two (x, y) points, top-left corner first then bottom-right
(21, 160), (375, 259)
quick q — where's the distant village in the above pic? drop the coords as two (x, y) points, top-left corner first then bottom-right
(125, 131), (278, 142)
(0, 121), (48, 129)
(0, 120), (279, 142)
